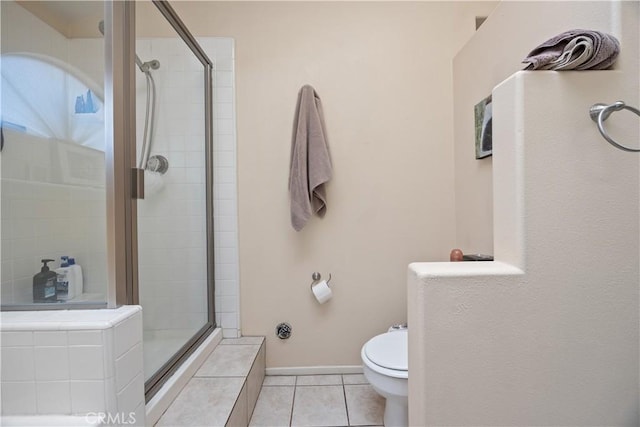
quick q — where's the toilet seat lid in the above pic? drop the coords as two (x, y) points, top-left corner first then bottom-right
(364, 330), (407, 371)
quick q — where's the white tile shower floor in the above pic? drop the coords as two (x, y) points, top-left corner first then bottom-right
(249, 374), (384, 427)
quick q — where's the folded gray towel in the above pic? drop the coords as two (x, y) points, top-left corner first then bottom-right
(289, 85), (333, 231)
(523, 29), (620, 71)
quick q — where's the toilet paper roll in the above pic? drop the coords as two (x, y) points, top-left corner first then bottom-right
(311, 280), (332, 304)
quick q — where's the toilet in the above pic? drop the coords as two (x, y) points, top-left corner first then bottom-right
(361, 327), (408, 427)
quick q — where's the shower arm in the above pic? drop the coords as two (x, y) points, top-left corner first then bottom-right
(135, 56), (146, 73)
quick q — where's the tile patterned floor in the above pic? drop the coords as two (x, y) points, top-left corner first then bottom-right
(156, 337), (265, 427)
(249, 374), (384, 427)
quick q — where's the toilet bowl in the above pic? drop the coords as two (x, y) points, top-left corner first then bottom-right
(361, 328), (408, 427)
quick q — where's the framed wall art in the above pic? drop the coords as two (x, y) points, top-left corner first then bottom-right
(474, 95), (492, 159)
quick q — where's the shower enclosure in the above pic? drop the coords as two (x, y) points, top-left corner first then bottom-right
(134, 3), (215, 395)
(0, 0), (216, 400)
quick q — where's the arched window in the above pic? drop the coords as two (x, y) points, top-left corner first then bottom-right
(1, 53), (104, 150)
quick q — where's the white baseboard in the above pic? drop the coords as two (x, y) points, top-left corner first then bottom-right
(265, 365), (363, 376)
(145, 328), (223, 426)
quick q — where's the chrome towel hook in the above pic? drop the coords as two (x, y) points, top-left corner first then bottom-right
(589, 101), (640, 152)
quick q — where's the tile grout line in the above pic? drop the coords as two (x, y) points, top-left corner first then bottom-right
(257, 374), (374, 427)
(342, 375), (351, 427)
(295, 384), (344, 387)
(288, 375), (298, 427)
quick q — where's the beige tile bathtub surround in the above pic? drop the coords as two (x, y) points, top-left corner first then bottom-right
(227, 382), (249, 427)
(246, 344), (266, 420)
(145, 330), (223, 426)
(136, 0), (498, 369)
(158, 337), (265, 426)
(196, 344), (261, 377)
(156, 377), (245, 426)
(220, 336), (264, 346)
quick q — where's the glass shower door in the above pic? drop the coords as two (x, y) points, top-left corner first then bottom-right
(1, 1), (109, 309)
(135, 2), (214, 397)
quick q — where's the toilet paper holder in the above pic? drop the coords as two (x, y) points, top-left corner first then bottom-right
(311, 272), (332, 288)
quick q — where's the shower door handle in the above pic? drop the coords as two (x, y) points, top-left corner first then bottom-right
(132, 168), (145, 199)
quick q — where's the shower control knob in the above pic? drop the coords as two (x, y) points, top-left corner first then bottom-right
(146, 155), (169, 174)
(276, 322), (292, 339)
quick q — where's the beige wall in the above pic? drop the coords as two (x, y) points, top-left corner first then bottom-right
(453, 0), (627, 254)
(410, 2), (639, 425)
(138, 1), (497, 367)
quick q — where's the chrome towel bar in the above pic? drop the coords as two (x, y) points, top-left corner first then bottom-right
(589, 101), (640, 152)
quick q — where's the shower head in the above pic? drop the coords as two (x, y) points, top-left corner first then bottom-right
(97, 20), (160, 74)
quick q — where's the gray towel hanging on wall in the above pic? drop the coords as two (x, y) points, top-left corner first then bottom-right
(289, 85), (333, 232)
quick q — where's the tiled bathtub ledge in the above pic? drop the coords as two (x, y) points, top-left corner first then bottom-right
(0, 306), (141, 331)
(156, 336), (265, 427)
(0, 306), (145, 424)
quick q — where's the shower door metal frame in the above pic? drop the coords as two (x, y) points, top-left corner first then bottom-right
(1, 1), (216, 368)
(107, 0), (138, 309)
(0, 1), (128, 312)
(134, 0), (217, 401)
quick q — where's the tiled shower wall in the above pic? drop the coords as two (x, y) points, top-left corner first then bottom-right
(1, 0), (240, 336)
(135, 37), (240, 338)
(0, 134), (107, 304)
(201, 37), (241, 339)
(135, 37), (209, 337)
(0, 1), (108, 304)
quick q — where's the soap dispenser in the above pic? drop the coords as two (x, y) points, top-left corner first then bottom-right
(33, 259), (57, 303)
